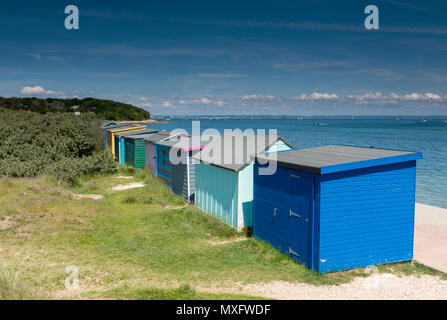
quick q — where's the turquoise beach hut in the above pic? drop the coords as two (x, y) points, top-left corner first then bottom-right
(193, 133), (294, 231)
(115, 129), (158, 164)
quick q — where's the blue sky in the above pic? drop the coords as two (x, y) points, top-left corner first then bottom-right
(0, 0), (446, 115)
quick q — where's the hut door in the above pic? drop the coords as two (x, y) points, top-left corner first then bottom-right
(288, 175), (314, 266)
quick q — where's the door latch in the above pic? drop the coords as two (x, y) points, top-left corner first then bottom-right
(289, 247), (300, 257)
(289, 210), (301, 218)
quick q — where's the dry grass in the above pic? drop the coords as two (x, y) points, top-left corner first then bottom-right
(0, 171), (443, 300)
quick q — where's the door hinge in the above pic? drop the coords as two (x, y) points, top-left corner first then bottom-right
(290, 174), (301, 179)
(289, 247), (300, 257)
(289, 209), (301, 218)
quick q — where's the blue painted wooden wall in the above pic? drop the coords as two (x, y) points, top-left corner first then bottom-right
(316, 161), (416, 273)
(253, 160), (417, 273)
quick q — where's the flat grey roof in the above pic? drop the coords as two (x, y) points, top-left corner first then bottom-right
(155, 137), (206, 150)
(194, 134), (294, 172)
(117, 129), (157, 138)
(254, 145), (422, 175)
(125, 133), (156, 140)
(143, 131), (189, 143)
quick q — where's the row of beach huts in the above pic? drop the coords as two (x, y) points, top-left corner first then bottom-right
(100, 121), (422, 273)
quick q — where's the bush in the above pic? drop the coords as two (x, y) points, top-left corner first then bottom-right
(49, 152), (117, 185)
(0, 108), (117, 183)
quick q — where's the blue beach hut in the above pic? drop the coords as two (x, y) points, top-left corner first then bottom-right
(194, 133), (294, 231)
(115, 129), (158, 164)
(252, 145), (423, 273)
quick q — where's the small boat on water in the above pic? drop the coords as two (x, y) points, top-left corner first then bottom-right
(315, 122), (328, 126)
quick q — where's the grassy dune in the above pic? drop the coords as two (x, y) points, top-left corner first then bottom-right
(0, 168), (440, 299)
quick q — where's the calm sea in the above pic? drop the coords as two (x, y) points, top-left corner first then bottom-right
(146, 118), (447, 209)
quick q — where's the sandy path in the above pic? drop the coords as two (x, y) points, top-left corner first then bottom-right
(414, 203), (447, 273)
(111, 182), (147, 191)
(202, 274), (447, 300)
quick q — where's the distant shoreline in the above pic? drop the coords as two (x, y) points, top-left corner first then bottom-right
(152, 116), (447, 120)
(118, 119), (168, 124)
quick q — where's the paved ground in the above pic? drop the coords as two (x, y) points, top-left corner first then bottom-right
(414, 203), (447, 274)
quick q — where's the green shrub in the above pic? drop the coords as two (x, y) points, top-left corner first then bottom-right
(49, 152), (117, 185)
(0, 108), (116, 183)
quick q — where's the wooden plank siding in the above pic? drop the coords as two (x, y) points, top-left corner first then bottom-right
(156, 145), (172, 187)
(124, 138), (135, 167)
(171, 152), (188, 201)
(195, 162), (239, 228)
(145, 141), (157, 174)
(253, 159), (418, 273)
(124, 139), (146, 169)
(188, 153), (197, 202)
(195, 139), (294, 231)
(114, 136), (120, 162)
(316, 161), (416, 273)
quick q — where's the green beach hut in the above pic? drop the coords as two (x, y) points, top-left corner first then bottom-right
(124, 134), (151, 169)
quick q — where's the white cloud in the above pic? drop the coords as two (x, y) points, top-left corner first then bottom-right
(178, 97), (226, 107)
(20, 86), (46, 95)
(421, 93), (441, 100)
(138, 96), (148, 101)
(199, 97), (212, 104)
(343, 92), (444, 103)
(389, 92), (400, 99)
(20, 86), (65, 96)
(241, 94), (275, 101)
(162, 101), (172, 108)
(357, 92), (383, 100)
(295, 92), (339, 100)
(391, 92), (442, 101)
